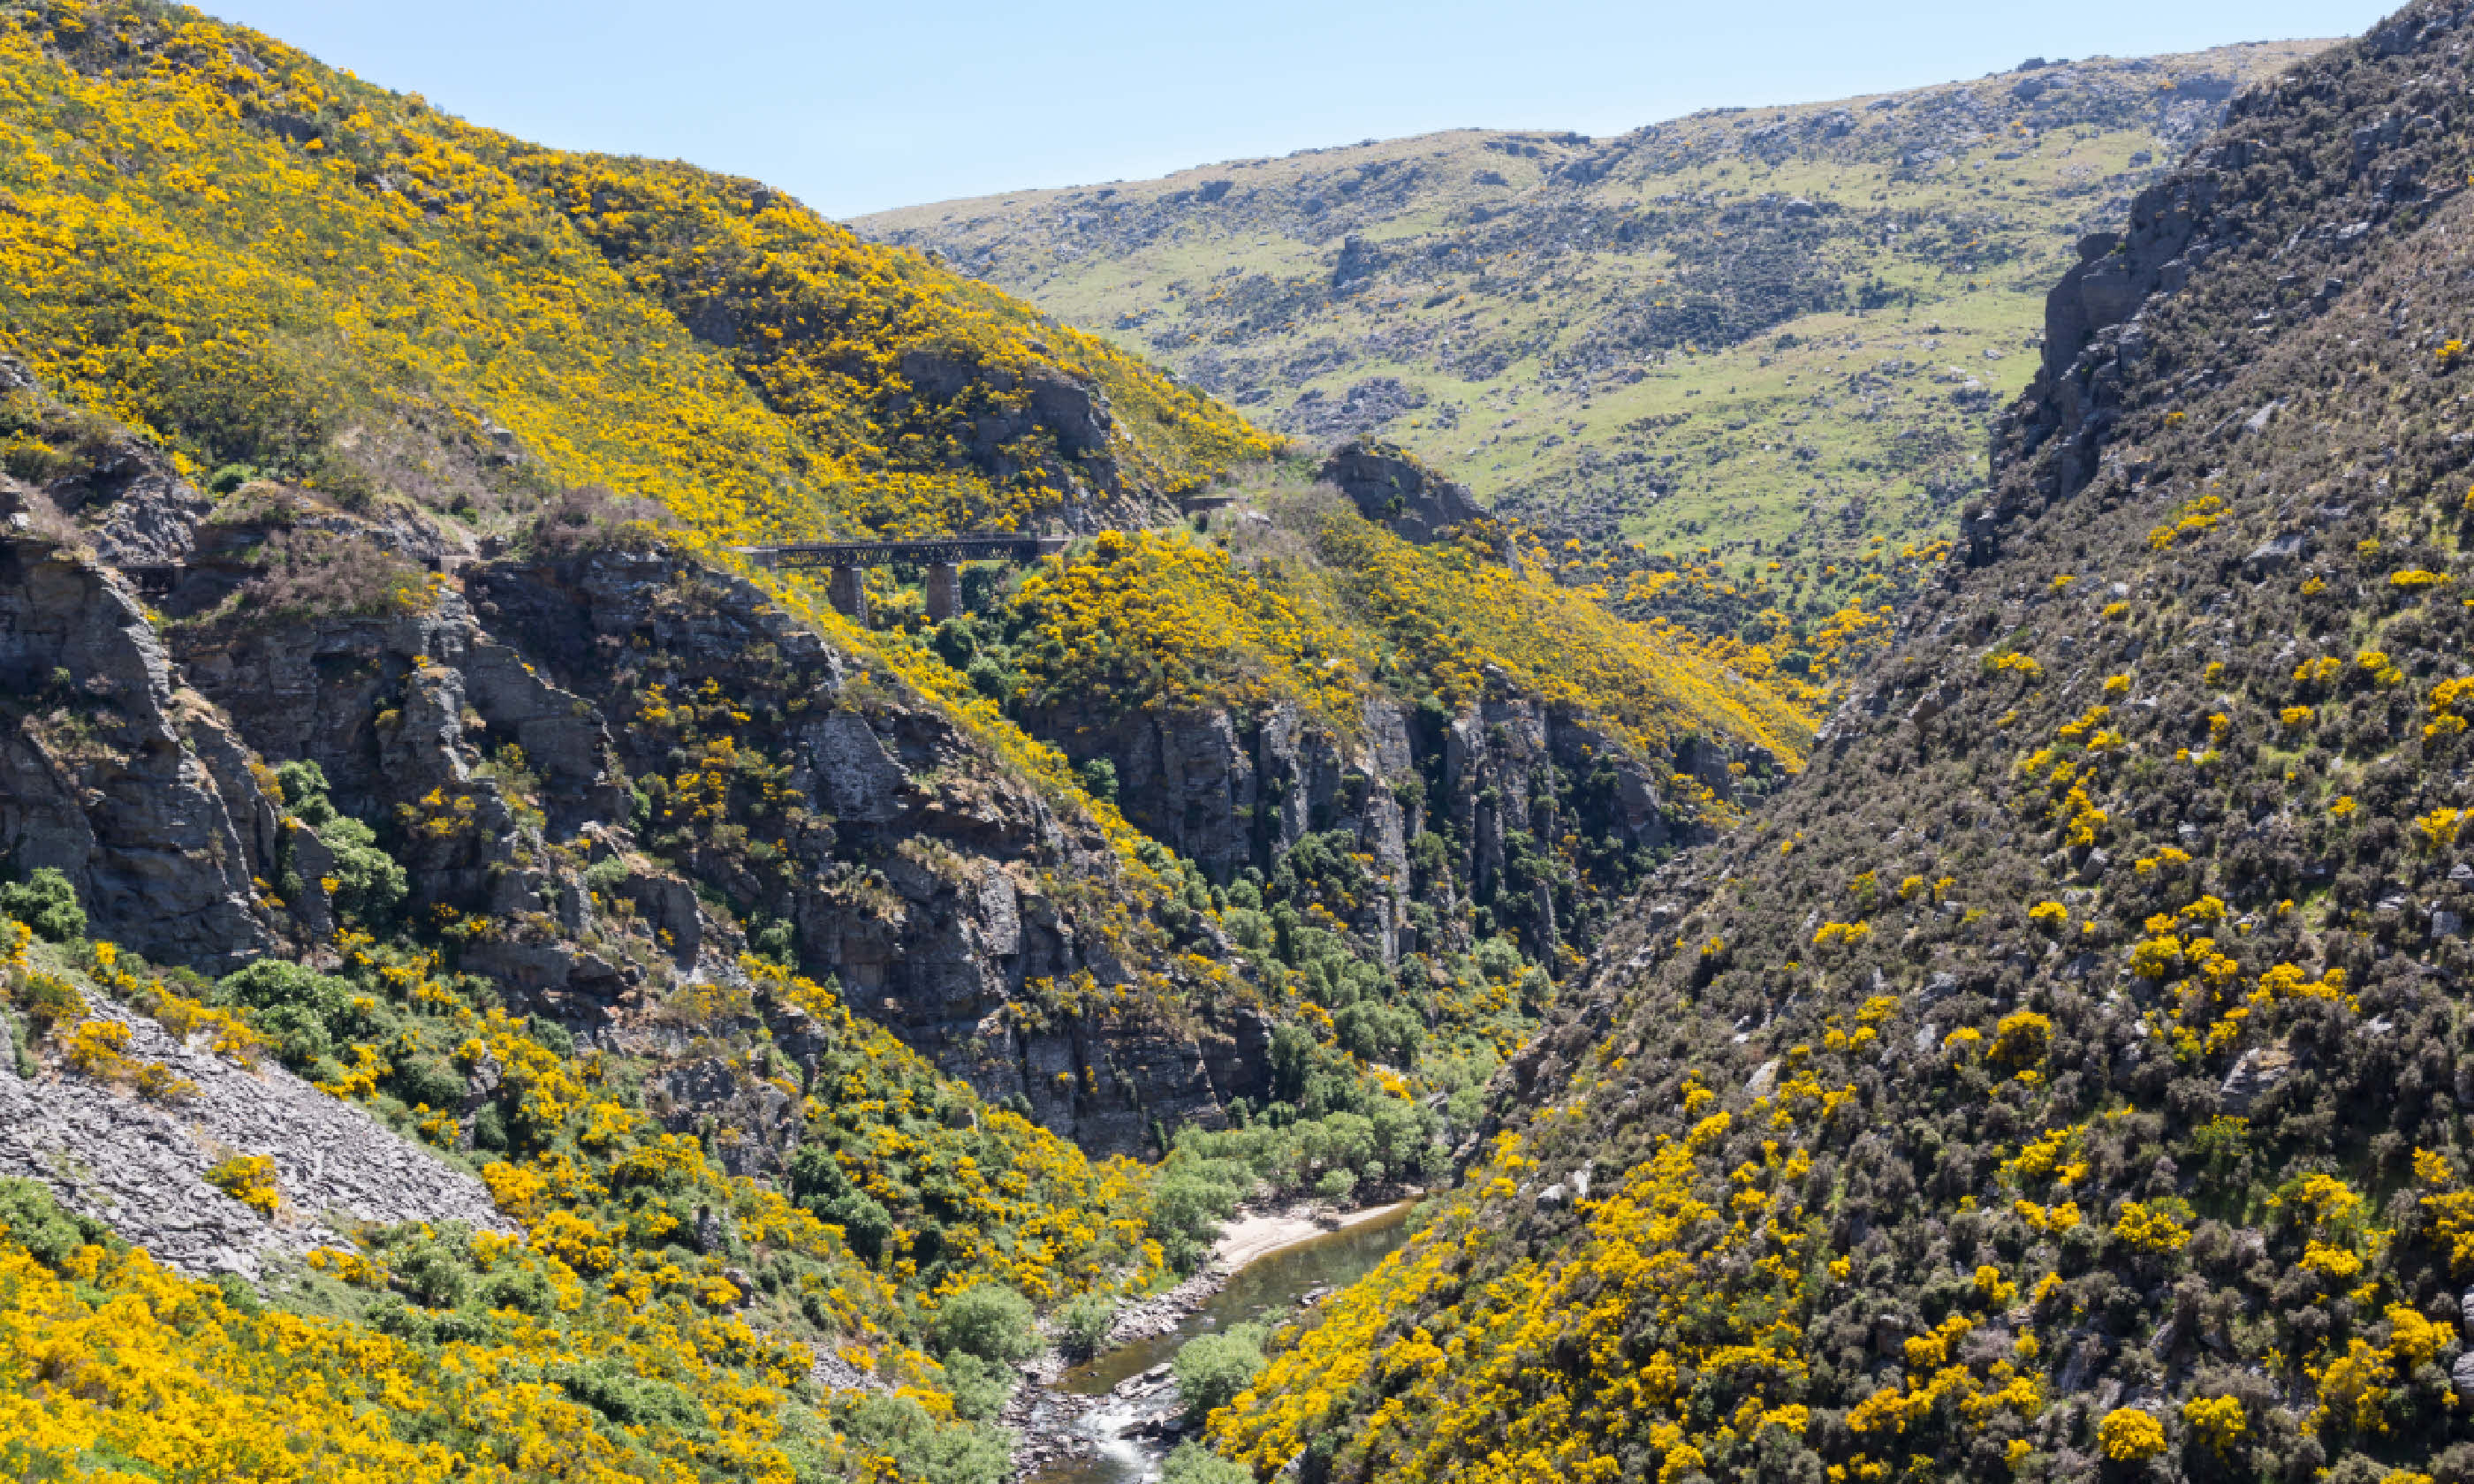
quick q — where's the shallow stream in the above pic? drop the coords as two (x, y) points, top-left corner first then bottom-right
(1022, 1204), (1415, 1484)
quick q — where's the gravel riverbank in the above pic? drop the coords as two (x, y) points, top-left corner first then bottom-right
(1006, 1199), (1414, 1479)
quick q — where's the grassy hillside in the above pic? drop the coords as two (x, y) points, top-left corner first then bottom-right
(1197, 5), (2474, 1480)
(966, 480), (1810, 769)
(857, 41), (2327, 639)
(0, 0), (1821, 1009)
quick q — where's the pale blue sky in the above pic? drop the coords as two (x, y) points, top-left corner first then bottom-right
(202, 0), (2395, 218)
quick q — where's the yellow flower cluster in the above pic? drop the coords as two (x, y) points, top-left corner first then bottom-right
(1211, 1078), (1854, 1482)
(1311, 514), (1812, 789)
(1007, 528), (1376, 727)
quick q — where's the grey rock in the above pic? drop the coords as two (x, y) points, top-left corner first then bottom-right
(1317, 438), (1486, 544)
(0, 541), (268, 967)
(2243, 532), (2307, 574)
(0, 985), (510, 1278)
(804, 710), (913, 824)
(2219, 1046), (2292, 1116)
(93, 470), (214, 569)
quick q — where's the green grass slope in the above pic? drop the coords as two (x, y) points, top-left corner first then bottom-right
(856, 41), (2327, 636)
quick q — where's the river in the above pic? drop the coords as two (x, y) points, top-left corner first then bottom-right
(1021, 1203), (1416, 1484)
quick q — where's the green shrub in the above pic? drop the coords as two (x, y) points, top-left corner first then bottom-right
(0, 867), (85, 942)
(276, 761), (407, 927)
(939, 1350), (1011, 1420)
(1162, 1442), (1256, 1484)
(476, 1263), (554, 1315)
(1147, 1166), (1244, 1273)
(390, 1234), (472, 1308)
(554, 1359), (705, 1434)
(581, 856), (630, 897)
(830, 1392), (1008, 1484)
(204, 462), (260, 495)
(1172, 1323), (1267, 1421)
(932, 1283), (1038, 1365)
(1060, 1291), (1117, 1358)
(216, 959), (358, 1071)
(0, 1177), (103, 1266)
(388, 1054), (465, 1111)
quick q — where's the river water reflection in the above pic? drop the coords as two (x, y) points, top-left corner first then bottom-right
(1025, 1203), (1416, 1484)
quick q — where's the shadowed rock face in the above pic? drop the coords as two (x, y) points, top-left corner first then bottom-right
(462, 550), (1272, 1154)
(0, 541), (267, 970)
(1022, 687), (1706, 974)
(1994, 0), (2474, 552)
(0, 497), (1278, 1157)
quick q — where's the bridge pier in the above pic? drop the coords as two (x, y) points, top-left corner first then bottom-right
(827, 566), (870, 625)
(925, 563), (961, 623)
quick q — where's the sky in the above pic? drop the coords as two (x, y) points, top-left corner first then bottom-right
(201, 0), (2400, 219)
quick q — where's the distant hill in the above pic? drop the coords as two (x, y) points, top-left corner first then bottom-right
(858, 41), (2330, 640)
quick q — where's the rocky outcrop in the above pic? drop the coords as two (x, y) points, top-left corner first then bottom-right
(1026, 683), (1704, 969)
(0, 984), (512, 1278)
(893, 348), (1154, 529)
(0, 539), (269, 968)
(1994, 0), (2474, 553)
(3, 495), (1277, 1157)
(459, 549), (1269, 1154)
(1998, 175), (2219, 510)
(1317, 438), (1486, 544)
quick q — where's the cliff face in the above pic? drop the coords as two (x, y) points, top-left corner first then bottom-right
(0, 540), (268, 970)
(0, 501), (1272, 1158)
(1023, 685), (1724, 973)
(461, 549), (1273, 1151)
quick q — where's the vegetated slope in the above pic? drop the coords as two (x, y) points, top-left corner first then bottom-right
(0, 8), (1829, 1479)
(0, 0), (1808, 1093)
(0, 0), (1272, 546)
(1203, 4), (2474, 1481)
(857, 42), (2326, 642)
(937, 466), (1815, 977)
